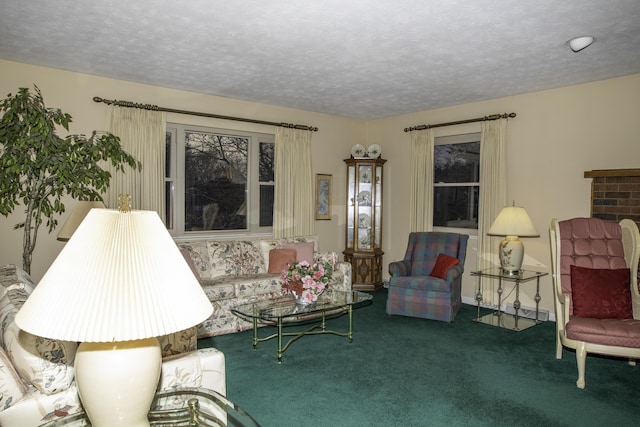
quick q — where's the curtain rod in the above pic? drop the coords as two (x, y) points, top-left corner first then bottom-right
(404, 112), (516, 132)
(92, 97), (319, 132)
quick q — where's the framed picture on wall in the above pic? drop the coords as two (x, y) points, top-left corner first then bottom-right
(315, 174), (332, 220)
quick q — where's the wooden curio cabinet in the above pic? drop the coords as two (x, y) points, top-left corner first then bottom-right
(343, 157), (386, 291)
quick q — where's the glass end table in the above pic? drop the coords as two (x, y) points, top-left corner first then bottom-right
(471, 268), (548, 332)
(39, 387), (260, 427)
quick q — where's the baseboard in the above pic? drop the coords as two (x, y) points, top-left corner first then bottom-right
(461, 296), (555, 322)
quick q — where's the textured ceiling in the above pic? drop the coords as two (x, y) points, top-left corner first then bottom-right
(1, 0), (639, 119)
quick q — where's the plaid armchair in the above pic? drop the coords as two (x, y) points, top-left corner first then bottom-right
(386, 232), (468, 322)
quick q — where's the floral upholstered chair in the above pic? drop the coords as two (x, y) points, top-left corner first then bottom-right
(549, 217), (640, 388)
(386, 232), (468, 322)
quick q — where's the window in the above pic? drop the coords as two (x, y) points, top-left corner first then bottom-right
(433, 132), (480, 230)
(166, 123), (274, 236)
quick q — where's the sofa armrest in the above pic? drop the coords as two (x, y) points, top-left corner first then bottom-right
(329, 262), (352, 292)
(158, 348), (226, 396)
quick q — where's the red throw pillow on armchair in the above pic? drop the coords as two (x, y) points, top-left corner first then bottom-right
(429, 253), (460, 279)
(570, 265), (633, 319)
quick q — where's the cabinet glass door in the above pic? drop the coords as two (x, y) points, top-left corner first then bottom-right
(346, 165), (355, 248)
(374, 165), (382, 249)
(356, 165), (373, 250)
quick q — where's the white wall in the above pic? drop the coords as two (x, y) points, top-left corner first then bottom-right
(2, 59), (639, 317)
(367, 73), (640, 314)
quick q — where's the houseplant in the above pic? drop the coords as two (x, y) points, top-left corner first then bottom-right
(0, 85), (140, 274)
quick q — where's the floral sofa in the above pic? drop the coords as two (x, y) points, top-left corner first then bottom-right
(177, 235), (352, 338)
(0, 264), (226, 427)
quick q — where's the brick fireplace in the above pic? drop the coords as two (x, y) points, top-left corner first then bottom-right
(584, 168), (640, 227)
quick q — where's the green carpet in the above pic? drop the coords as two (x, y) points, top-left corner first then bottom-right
(199, 290), (639, 426)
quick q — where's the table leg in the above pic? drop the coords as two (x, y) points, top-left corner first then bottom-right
(513, 279), (521, 331)
(252, 318), (258, 349)
(348, 305), (353, 343)
(495, 277), (503, 318)
(534, 277), (541, 323)
(277, 318), (283, 364)
(475, 276), (483, 320)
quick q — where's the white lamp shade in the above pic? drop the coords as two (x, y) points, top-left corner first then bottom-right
(16, 208), (212, 342)
(487, 206), (539, 237)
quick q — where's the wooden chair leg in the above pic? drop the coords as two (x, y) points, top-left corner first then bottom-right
(555, 333), (563, 359)
(576, 342), (587, 389)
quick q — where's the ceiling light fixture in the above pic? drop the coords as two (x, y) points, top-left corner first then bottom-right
(567, 36), (595, 52)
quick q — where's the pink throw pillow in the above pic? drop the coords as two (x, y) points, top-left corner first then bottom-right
(282, 242), (315, 263)
(429, 254), (460, 279)
(570, 265), (632, 319)
(268, 249), (297, 274)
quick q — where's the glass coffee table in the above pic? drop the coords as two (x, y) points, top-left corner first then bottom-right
(231, 290), (373, 363)
(39, 387), (260, 426)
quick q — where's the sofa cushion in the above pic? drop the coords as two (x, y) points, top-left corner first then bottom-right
(206, 240), (266, 279)
(0, 346), (26, 410)
(268, 249), (297, 274)
(259, 236), (319, 271)
(282, 242), (315, 263)
(570, 265), (632, 319)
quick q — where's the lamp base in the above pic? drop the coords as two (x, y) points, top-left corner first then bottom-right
(498, 235), (524, 274)
(75, 338), (162, 427)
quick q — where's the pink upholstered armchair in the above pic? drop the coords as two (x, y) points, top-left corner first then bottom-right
(549, 217), (640, 388)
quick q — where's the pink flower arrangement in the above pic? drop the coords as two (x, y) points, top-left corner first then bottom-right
(281, 260), (333, 304)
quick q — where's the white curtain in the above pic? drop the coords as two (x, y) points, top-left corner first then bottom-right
(477, 118), (508, 304)
(409, 128), (434, 232)
(273, 127), (314, 238)
(106, 106), (167, 217)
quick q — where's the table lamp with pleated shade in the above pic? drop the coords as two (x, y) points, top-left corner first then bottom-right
(16, 197), (213, 427)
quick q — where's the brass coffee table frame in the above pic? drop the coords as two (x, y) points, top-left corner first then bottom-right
(231, 290), (372, 363)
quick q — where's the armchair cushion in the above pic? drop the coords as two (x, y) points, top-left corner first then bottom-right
(158, 327), (197, 358)
(5, 328), (76, 395)
(570, 265), (632, 319)
(0, 265), (77, 396)
(0, 346), (26, 410)
(429, 254), (460, 279)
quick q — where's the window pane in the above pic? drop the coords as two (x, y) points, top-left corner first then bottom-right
(259, 185), (274, 227)
(434, 141), (480, 183)
(165, 181), (174, 229)
(259, 142), (274, 182)
(165, 132), (172, 178)
(433, 186), (479, 229)
(184, 131), (248, 231)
